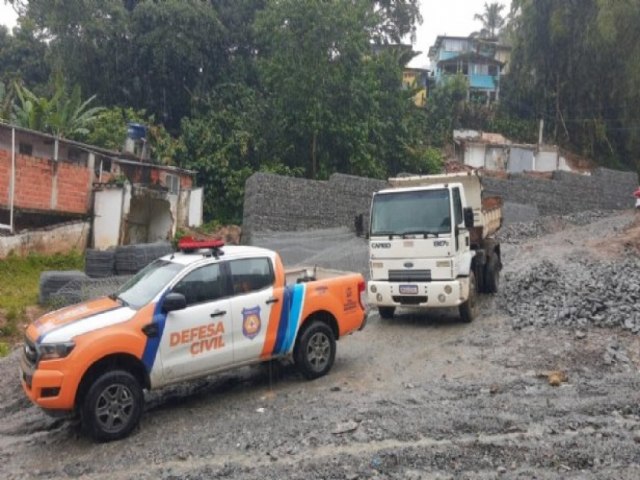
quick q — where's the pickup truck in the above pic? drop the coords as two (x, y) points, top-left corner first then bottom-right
(20, 239), (366, 441)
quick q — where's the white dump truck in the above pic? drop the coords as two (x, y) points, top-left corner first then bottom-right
(367, 172), (502, 322)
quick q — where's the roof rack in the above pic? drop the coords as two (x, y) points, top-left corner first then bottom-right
(177, 237), (225, 258)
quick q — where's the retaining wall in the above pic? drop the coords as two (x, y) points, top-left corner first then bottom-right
(242, 168), (637, 236)
(0, 220), (90, 258)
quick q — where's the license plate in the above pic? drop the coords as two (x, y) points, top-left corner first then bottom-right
(399, 284), (419, 295)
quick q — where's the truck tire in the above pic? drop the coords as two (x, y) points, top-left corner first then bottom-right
(484, 256), (500, 294)
(378, 306), (395, 319)
(294, 320), (336, 380)
(81, 370), (143, 442)
(459, 272), (478, 323)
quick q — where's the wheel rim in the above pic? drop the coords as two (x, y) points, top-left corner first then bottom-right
(95, 383), (135, 433)
(306, 331), (331, 372)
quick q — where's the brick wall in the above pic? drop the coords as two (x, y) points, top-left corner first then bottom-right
(0, 148), (91, 214)
(243, 168), (637, 236)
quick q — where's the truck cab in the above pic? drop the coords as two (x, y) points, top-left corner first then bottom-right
(367, 172), (501, 322)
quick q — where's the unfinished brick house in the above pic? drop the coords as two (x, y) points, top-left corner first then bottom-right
(0, 123), (203, 256)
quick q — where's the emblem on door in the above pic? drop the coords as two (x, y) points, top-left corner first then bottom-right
(242, 306), (262, 340)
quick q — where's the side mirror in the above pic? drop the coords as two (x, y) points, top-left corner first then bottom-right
(463, 207), (475, 228)
(162, 292), (187, 313)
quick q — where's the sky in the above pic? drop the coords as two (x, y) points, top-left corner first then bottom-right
(0, 0), (509, 68)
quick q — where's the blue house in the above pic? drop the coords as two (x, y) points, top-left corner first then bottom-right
(428, 35), (510, 104)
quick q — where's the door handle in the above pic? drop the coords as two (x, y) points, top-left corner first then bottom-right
(210, 310), (226, 318)
(266, 297), (279, 305)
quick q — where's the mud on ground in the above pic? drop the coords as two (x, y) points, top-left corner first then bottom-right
(1, 212), (639, 479)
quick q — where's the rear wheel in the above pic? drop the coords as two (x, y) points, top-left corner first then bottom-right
(81, 370), (143, 442)
(459, 272), (479, 323)
(484, 256), (500, 294)
(294, 320), (336, 380)
(378, 306), (396, 319)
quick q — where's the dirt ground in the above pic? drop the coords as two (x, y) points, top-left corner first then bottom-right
(1, 212), (639, 479)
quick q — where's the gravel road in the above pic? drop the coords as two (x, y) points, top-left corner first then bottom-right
(1, 211), (639, 479)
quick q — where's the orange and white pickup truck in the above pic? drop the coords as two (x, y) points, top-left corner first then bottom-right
(20, 239), (366, 441)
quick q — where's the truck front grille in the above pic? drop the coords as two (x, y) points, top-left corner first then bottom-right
(393, 295), (428, 305)
(388, 270), (431, 282)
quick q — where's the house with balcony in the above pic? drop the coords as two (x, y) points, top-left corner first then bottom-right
(428, 35), (510, 104)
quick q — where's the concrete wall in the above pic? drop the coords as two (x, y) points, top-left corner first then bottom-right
(0, 220), (90, 258)
(244, 168), (637, 235)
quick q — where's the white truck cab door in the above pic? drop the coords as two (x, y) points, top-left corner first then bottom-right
(452, 187), (470, 254)
(227, 257), (278, 364)
(159, 263), (234, 384)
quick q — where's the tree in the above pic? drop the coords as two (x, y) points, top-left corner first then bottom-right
(473, 2), (506, 38)
(12, 76), (104, 137)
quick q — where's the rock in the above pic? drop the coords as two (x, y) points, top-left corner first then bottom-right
(547, 371), (568, 387)
(332, 420), (359, 434)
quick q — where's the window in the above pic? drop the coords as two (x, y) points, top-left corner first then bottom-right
(453, 188), (463, 226)
(166, 174), (180, 194)
(229, 258), (274, 295)
(115, 260), (184, 309)
(172, 264), (224, 306)
(19, 142), (33, 156)
(371, 189), (452, 236)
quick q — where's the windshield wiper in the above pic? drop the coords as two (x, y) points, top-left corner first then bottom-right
(401, 230), (442, 238)
(371, 231), (400, 239)
(109, 293), (129, 307)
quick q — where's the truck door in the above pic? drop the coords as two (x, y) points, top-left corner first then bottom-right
(159, 263), (234, 383)
(452, 187), (469, 252)
(227, 257), (279, 364)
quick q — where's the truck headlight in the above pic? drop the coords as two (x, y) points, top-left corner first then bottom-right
(38, 342), (75, 361)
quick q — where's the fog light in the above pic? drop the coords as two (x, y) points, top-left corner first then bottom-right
(444, 285), (452, 294)
(376, 293), (383, 302)
(370, 285), (377, 293)
(438, 294), (446, 303)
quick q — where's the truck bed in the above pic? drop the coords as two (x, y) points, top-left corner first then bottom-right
(285, 266), (357, 285)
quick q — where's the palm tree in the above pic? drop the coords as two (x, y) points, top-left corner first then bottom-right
(473, 2), (506, 39)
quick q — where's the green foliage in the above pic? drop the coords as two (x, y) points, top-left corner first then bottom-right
(76, 106), (177, 164)
(0, 251), (84, 345)
(12, 74), (104, 137)
(503, 0), (640, 169)
(176, 84), (267, 223)
(0, 342), (10, 357)
(424, 75), (468, 148)
(473, 2), (506, 38)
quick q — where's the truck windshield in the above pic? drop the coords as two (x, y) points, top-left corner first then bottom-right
(112, 259), (184, 309)
(371, 189), (451, 237)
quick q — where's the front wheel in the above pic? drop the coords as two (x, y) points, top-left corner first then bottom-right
(81, 370), (143, 442)
(378, 306), (395, 319)
(459, 272), (479, 323)
(294, 320), (336, 380)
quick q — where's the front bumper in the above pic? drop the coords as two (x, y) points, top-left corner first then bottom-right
(20, 356), (75, 411)
(367, 278), (470, 308)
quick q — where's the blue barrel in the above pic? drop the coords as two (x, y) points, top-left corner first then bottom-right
(127, 123), (147, 140)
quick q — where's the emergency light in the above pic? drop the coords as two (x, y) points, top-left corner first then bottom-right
(178, 237), (225, 253)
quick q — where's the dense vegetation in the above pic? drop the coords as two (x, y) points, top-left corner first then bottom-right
(1, 0), (639, 223)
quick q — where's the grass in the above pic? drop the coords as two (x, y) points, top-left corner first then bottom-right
(0, 251), (84, 355)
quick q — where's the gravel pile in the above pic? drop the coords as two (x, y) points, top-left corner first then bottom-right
(39, 271), (89, 304)
(499, 255), (640, 333)
(114, 242), (173, 274)
(498, 210), (615, 244)
(84, 249), (116, 278)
